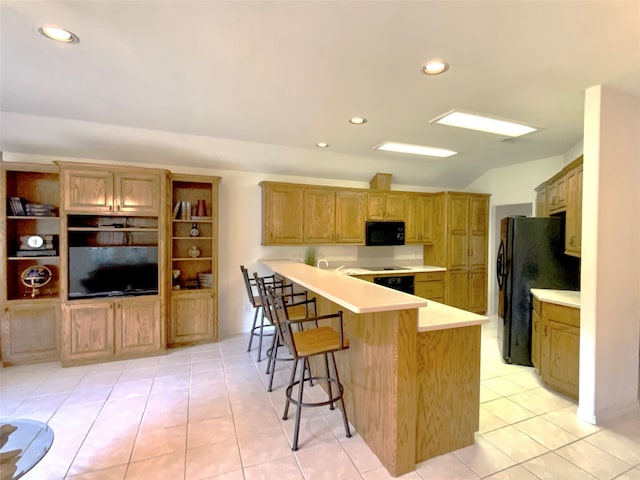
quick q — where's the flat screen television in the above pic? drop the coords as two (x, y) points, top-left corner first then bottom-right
(68, 246), (158, 299)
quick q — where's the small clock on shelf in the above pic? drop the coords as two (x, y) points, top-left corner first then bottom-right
(190, 223), (200, 237)
(17, 235), (57, 257)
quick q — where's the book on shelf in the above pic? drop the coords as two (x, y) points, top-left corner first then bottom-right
(180, 201), (191, 220)
(173, 201), (181, 219)
(9, 197), (26, 216)
(16, 250), (58, 257)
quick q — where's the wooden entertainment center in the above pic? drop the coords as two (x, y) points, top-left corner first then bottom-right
(0, 161), (220, 366)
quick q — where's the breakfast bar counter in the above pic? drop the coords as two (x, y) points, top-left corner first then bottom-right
(261, 260), (488, 477)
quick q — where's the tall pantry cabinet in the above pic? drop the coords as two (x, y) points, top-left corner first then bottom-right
(168, 174), (220, 346)
(424, 192), (490, 314)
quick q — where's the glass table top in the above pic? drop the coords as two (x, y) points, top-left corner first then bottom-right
(1, 418), (54, 480)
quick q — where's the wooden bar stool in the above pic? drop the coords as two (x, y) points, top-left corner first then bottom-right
(254, 273), (317, 392)
(267, 286), (351, 451)
(240, 265), (286, 362)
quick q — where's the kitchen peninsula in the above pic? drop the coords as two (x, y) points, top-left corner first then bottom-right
(261, 260), (488, 477)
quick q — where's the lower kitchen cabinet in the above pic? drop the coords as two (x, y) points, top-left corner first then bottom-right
(444, 269), (486, 314)
(532, 297), (580, 399)
(169, 289), (216, 346)
(414, 271), (444, 302)
(61, 296), (163, 366)
(1, 301), (60, 366)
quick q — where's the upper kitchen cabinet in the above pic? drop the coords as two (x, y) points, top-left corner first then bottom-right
(535, 155), (583, 256)
(303, 188), (336, 243)
(535, 184), (548, 217)
(564, 159), (583, 257)
(425, 192), (490, 314)
(366, 192), (406, 220)
(59, 163), (164, 215)
(261, 182), (304, 245)
(405, 194), (435, 244)
(261, 182), (367, 245)
(335, 190), (366, 243)
(547, 173), (566, 215)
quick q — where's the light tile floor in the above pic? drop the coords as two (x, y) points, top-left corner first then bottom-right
(1, 319), (639, 480)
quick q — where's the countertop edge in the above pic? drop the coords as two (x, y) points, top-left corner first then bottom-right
(531, 288), (581, 308)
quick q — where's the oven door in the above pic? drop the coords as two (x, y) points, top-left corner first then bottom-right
(373, 275), (414, 295)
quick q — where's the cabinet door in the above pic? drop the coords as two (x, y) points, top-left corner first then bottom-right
(404, 194), (421, 243)
(1, 303), (60, 365)
(262, 184), (304, 244)
(469, 196), (488, 269)
(115, 298), (162, 355)
(414, 272), (444, 301)
(531, 307), (541, 369)
(544, 320), (580, 399)
(445, 270), (469, 311)
(535, 186), (548, 217)
(447, 195), (469, 269)
(565, 165), (582, 257)
(366, 193), (386, 220)
(405, 195), (433, 244)
(115, 173), (161, 215)
(468, 269), (487, 314)
(385, 193), (406, 220)
(548, 176), (567, 213)
(418, 195), (434, 244)
(303, 188), (336, 243)
(336, 191), (365, 243)
(62, 302), (114, 363)
(62, 169), (114, 213)
(169, 290), (214, 345)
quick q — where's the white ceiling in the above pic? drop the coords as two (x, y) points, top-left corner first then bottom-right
(2, 1), (639, 188)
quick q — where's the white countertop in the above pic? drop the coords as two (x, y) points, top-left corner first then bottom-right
(531, 289), (581, 308)
(418, 301), (489, 332)
(261, 260), (428, 314)
(260, 261), (488, 334)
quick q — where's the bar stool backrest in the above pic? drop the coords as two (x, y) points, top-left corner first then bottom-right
(267, 285), (299, 359)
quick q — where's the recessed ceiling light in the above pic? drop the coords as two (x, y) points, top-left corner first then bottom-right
(39, 25), (79, 43)
(376, 142), (458, 158)
(316, 142), (329, 148)
(431, 110), (538, 137)
(349, 117), (367, 125)
(423, 60), (449, 75)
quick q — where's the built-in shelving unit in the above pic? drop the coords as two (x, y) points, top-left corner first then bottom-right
(1, 164), (62, 365)
(168, 174), (220, 347)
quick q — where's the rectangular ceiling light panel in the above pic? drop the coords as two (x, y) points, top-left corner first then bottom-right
(376, 142), (458, 158)
(431, 110), (538, 137)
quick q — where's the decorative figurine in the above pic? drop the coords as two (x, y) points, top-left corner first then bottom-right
(190, 223), (199, 237)
(188, 245), (201, 258)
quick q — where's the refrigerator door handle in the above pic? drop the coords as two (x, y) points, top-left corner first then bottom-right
(496, 240), (506, 289)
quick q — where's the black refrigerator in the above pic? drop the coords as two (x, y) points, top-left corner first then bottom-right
(496, 216), (580, 366)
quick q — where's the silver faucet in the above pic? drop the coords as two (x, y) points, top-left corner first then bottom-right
(317, 258), (329, 269)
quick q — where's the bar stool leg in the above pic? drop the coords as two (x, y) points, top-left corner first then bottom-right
(256, 310), (266, 362)
(283, 358), (299, 421)
(332, 352), (351, 438)
(292, 357), (306, 451)
(246, 305), (260, 352)
(324, 353), (334, 410)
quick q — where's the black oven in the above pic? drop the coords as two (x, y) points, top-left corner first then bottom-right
(373, 275), (414, 295)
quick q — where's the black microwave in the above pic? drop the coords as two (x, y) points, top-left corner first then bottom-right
(365, 221), (405, 246)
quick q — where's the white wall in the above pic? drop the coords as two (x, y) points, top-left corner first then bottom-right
(578, 85), (640, 423)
